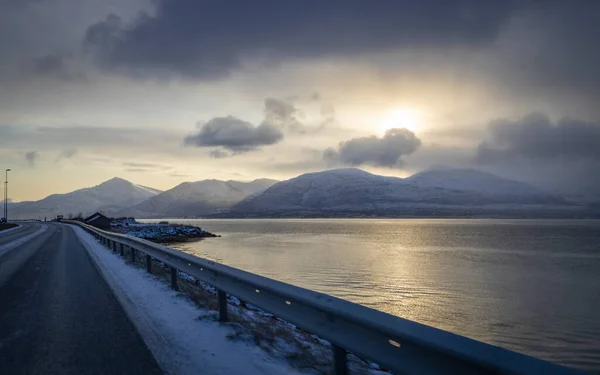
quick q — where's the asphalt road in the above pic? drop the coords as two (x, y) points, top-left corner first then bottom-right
(0, 223), (42, 246)
(0, 223), (163, 374)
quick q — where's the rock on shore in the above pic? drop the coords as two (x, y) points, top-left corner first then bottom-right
(110, 218), (218, 243)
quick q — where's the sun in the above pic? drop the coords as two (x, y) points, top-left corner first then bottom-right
(378, 108), (421, 135)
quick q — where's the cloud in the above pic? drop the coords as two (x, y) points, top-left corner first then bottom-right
(184, 96), (335, 158)
(168, 172), (190, 178)
(83, 1), (515, 79)
(474, 113), (600, 195)
(265, 98), (298, 128)
(325, 128), (421, 167)
(25, 54), (84, 81)
(209, 149), (232, 159)
(25, 151), (38, 167)
(55, 148), (78, 163)
(184, 116), (284, 155)
(264, 97), (326, 134)
(476, 113), (600, 163)
(122, 162), (172, 170)
(264, 97), (334, 134)
(494, 3), (600, 105)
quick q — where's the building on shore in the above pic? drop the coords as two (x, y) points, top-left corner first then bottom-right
(84, 212), (111, 229)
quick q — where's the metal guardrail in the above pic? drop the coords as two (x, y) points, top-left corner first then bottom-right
(67, 221), (583, 375)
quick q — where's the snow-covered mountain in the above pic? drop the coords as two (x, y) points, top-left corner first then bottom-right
(230, 168), (570, 216)
(405, 168), (560, 202)
(120, 178), (278, 218)
(10, 177), (162, 219)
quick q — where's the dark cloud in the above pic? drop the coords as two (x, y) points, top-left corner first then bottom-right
(185, 95), (334, 157)
(25, 151), (38, 167)
(31, 55), (64, 75)
(184, 116), (284, 154)
(26, 54), (85, 81)
(476, 113), (600, 163)
(498, 3), (600, 105)
(264, 97), (332, 134)
(55, 148), (78, 163)
(31, 126), (181, 153)
(325, 128), (421, 167)
(265, 98), (298, 128)
(84, 0), (515, 79)
(475, 113), (600, 195)
(1, 124), (183, 161)
(209, 149), (231, 159)
(264, 97), (323, 133)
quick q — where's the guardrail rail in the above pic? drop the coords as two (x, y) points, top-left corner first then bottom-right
(66, 221), (583, 375)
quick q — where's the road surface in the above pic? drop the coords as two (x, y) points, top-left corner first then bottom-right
(0, 223), (42, 247)
(0, 223), (162, 374)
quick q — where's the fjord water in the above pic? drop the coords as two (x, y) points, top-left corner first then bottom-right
(155, 219), (600, 372)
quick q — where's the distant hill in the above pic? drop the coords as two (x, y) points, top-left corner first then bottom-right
(405, 168), (563, 203)
(119, 178), (278, 218)
(229, 168), (575, 217)
(10, 177), (162, 220)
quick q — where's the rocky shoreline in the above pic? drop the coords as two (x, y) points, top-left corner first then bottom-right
(110, 218), (219, 243)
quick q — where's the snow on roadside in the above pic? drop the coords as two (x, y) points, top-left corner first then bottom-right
(71, 225), (308, 375)
(0, 224), (21, 236)
(0, 224), (47, 257)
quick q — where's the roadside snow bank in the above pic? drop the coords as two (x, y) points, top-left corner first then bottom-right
(0, 224), (47, 257)
(72, 225), (304, 375)
(0, 223), (21, 236)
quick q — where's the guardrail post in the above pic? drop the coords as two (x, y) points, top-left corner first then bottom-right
(333, 345), (348, 375)
(218, 290), (229, 322)
(171, 267), (178, 291)
(131, 247), (136, 263)
(120, 243), (124, 256)
(146, 255), (152, 273)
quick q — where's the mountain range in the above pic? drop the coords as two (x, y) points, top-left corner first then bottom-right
(6, 168), (597, 220)
(230, 168), (575, 217)
(117, 179), (277, 218)
(8, 178), (162, 220)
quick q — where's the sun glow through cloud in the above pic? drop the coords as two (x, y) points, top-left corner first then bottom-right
(378, 108), (421, 135)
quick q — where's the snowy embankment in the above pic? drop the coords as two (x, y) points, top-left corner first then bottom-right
(0, 223), (21, 236)
(72, 225), (387, 375)
(0, 224), (47, 257)
(73, 225), (308, 375)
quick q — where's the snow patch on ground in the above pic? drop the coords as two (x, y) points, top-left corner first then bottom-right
(0, 225), (47, 257)
(72, 225), (307, 375)
(0, 224), (21, 236)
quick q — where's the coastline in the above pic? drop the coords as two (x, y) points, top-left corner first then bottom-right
(110, 219), (220, 243)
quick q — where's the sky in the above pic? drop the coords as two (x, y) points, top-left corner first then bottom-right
(1, 0), (600, 201)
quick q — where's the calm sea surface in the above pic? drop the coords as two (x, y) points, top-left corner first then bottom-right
(143, 218), (600, 372)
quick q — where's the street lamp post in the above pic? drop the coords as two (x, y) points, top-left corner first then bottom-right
(4, 169), (10, 222)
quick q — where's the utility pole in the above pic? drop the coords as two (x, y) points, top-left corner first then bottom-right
(4, 169), (11, 222)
